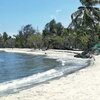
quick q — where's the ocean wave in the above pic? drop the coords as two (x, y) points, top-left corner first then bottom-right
(0, 57), (89, 96)
(0, 68), (63, 96)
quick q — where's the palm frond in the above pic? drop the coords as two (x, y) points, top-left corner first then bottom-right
(82, 9), (94, 28)
(68, 9), (83, 28)
(91, 0), (100, 5)
(80, 0), (100, 6)
(71, 8), (83, 20)
(92, 8), (100, 21)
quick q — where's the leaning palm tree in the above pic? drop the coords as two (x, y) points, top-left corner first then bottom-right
(69, 0), (100, 50)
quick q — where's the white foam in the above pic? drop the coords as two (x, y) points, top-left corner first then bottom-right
(0, 68), (63, 95)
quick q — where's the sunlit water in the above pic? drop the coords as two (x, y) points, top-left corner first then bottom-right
(0, 51), (90, 96)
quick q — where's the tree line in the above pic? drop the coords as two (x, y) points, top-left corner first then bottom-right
(0, 0), (100, 51)
(0, 19), (100, 50)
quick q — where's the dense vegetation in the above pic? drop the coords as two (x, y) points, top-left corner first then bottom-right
(0, 0), (100, 51)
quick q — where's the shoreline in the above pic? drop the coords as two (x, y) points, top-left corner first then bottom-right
(0, 48), (100, 100)
(0, 48), (83, 60)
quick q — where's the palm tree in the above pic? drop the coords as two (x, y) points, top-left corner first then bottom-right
(69, 0), (100, 49)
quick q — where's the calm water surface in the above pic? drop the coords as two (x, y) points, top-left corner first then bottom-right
(0, 51), (60, 83)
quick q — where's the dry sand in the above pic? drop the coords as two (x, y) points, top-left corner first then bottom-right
(0, 48), (100, 100)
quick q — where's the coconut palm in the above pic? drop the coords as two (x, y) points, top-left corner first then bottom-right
(69, 0), (100, 30)
(69, 0), (100, 50)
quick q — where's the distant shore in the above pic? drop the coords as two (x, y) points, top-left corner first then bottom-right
(0, 48), (100, 100)
(0, 48), (82, 57)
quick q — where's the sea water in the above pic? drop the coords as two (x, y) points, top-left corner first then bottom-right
(0, 51), (90, 96)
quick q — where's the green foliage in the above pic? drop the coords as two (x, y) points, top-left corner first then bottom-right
(27, 33), (42, 49)
(80, 0), (100, 6)
(14, 25), (36, 48)
(42, 19), (66, 49)
(43, 19), (64, 37)
(0, 34), (3, 47)
(69, 0), (100, 50)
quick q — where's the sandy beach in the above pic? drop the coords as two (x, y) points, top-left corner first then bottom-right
(0, 48), (100, 100)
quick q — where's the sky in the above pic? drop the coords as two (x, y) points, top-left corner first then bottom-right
(0, 0), (81, 35)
